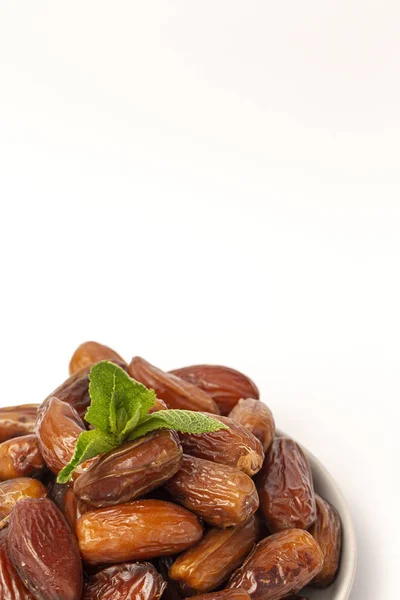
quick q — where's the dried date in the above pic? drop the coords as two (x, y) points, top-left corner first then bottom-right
(185, 591), (251, 600)
(69, 341), (127, 374)
(83, 562), (166, 600)
(44, 366), (91, 419)
(77, 499), (203, 564)
(258, 437), (317, 531)
(0, 529), (35, 600)
(228, 529), (324, 600)
(0, 405), (38, 443)
(164, 455), (259, 527)
(309, 494), (342, 587)
(0, 435), (46, 481)
(228, 399), (275, 451)
(7, 497), (83, 600)
(0, 478), (47, 519)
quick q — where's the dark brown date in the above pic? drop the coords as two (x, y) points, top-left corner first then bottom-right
(0, 529), (35, 600)
(83, 562), (166, 600)
(164, 455), (259, 527)
(74, 430), (183, 507)
(0, 405), (38, 443)
(0, 478), (47, 519)
(77, 499), (203, 564)
(228, 399), (275, 451)
(0, 435), (46, 480)
(185, 590), (251, 600)
(129, 357), (220, 414)
(44, 366), (91, 419)
(180, 414), (264, 477)
(228, 529), (324, 600)
(69, 340), (127, 375)
(7, 498), (83, 600)
(258, 437), (316, 532)
(309, 494), (342, 587)
(170, 364), (259, 415)
(169, 516), (260, 593)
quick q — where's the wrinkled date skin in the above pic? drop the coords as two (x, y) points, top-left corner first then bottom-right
(169, 516), (260, 593)
(128, 357), (220, 414)
(228, 529), (324, 600)
(74, 430), (183, 507)
(180, 414), (264, 477)
(7, 498), (83, 600)
(0, 478), (47, 519)
(77, 499), (203, 564)
(48, 483), (89, 532)
(0, 405), (38, 443)
(228, 399), (275, 451)
(258, 437), (317, 532)
(170, 364), (259, 416)
(44, 366), (91, 419)
(0, 529), (35, 600)
(185, 590), (251, 600)
(83, 562), (166, 600)
(69, 341), (127, 375)
(164, 455), (259, 527)
(309, 495), (342, 587)
(0, 435), (46, 481)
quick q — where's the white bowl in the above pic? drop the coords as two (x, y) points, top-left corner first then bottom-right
(279, 432), (357, 599)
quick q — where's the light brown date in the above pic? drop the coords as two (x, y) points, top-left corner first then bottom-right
(0, 478), (47, 519)
(7, 498), (83, 600)
(228, 399), (275, 451)
(44, 366), (91, 419)
(74, 430), (183, 507)
(0, 435), (46, 481)
(83, 562), (166, 600)
(169, 516), (260, 593)
(185, 590), (251, 600)
(0, 405), (38, 443)
(170, 364), (259, 415)
(77, 499), (203, 564)
(258, 437), (317, 532)
(164, 455), (259, 527)
(309, 494), (342, 587)
(228, 529), (324, 600)
(0, 529), (35, 600)
(180, 414), (264, 477)
(69, 341), (127, 375)
(129, 357), (220, 414)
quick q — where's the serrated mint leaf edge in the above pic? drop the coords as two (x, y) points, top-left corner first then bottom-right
(128, 409), (228, 440)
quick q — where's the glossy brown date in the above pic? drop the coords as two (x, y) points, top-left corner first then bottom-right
(0, 529), (35, 600)
(180, 414), (264, 477)
(74, 430), (183, 507)
(0, 405), (38, 443)
(128, 357), (220, 414)
(0, 435), (46, 481)
(0, 478), (47, 519)
(228, 399), (275, 451)
(170, 364), (259, 415)
(7, 498), (83, 600)
(44, 366), (91, 419)
(169, 516), (260, 593)
(228, 529), (324, 600)
(83, 562), (166, 600)
(258, 437), (317, 532)
(185, 590), (251, 600)
(77, 499), (203, 564)
(69, 341), (127, 375)
(309, 494), (342, 587)
(164, 455), (259, 527)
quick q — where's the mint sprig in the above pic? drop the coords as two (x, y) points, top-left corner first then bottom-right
(57, 361), (227, 484)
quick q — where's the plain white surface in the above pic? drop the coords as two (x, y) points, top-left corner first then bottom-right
(0, 2), (399, 598)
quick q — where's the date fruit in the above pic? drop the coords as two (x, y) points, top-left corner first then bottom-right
(164, 455), (259, 527)
(0, 529), (34, 600)
(0, 478), (47, 519)
(0, 435), (46, 481)
(74, 430), (183, 507)
(83, 562), (166, 600)
(228, 529), (324, 600)
(7, 497), (83, 600)
(0, 405), (38, 443)
(309, 494), (342, 587)
(44, 366), (91, 419)
(77, 499), (203, 564)
(180, 414), (264, 477)
(129, 357), (220, 414)
(185, 590), (251, 600)
(169, 516), (259, 593)
(170, 364), (259, 415)
(228, 399), (275, 451)
(258, 437), (317, 532)
(69, 341), (127, 375)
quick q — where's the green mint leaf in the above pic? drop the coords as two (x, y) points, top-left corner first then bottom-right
(86, 361), (156, 435)
(128, 410), (228, 441)
(57, 429), (117, 484)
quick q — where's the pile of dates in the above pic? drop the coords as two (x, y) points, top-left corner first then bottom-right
(0, 342), (342, 600)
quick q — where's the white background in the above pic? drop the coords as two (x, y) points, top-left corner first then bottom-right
(0, 2), (399, 598)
